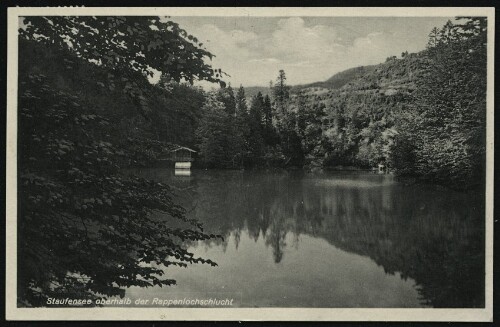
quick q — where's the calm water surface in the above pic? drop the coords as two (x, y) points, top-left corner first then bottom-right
(125, 169), (485, 308)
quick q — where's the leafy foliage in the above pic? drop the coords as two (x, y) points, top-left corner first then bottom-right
(19, 73), (221, 306)
(20, 16), (225, 84)
(195, 92), (243, 168)
(150, 80), (206, 150)
(18, 16), (223, 307)
(392, 17), (487, 187)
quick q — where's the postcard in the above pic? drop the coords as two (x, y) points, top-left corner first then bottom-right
(5, 6), (494, 321)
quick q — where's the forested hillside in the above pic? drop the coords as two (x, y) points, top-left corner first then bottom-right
(244, 65), (377, 99)
(295, 65), (378, 90)
(230, 17), (486, 189)
(289, 51), (423, 168)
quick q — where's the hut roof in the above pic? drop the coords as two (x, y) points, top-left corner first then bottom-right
(170, 146), (197, 153)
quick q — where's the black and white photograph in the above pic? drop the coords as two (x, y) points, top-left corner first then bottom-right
(5, 6), (494, 321)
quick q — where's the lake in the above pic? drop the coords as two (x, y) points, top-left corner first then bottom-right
(124, 169), (485, 308)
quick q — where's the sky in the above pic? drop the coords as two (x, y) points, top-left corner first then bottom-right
(164, 16), (452, 88)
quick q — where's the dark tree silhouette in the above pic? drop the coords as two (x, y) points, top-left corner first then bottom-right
(18, 16), (223, 307)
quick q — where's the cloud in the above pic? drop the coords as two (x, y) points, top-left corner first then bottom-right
(172, 23), (278, 86)
(170, 17), (435, 87)
(249, 58), (281, 63)
(229, 29), (259, 44)
(194, 24), (257, 59)
(268, 17), (344, 61)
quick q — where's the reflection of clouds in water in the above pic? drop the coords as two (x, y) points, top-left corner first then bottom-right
(126, 232), (425, 307)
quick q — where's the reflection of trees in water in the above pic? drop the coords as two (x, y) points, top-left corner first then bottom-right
(265, 203), (288, 263)
(168, 170), (484, 308)
(311, 182), (485, 308)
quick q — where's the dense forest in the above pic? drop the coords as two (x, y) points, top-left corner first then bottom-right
(17, 16), (487, 306)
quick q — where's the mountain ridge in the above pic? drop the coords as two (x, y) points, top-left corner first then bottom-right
(243, 63), (382, 99)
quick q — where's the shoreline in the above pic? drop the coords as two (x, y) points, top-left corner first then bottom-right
(126, 163), (483, 193)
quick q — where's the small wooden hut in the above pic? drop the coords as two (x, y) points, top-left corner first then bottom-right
(157, 144), (197, 170)
(170, 146), (196, 162)
(170, 146), (196, 170)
